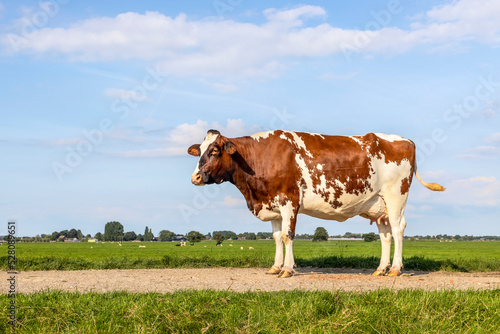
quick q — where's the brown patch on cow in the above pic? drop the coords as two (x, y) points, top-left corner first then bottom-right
(361, 133), (415, 166)
(227, 132), (302, 219)
(400, 176), (412, 195)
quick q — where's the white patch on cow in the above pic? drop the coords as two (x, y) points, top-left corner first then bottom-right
(317, 164), (323, 171)
(349, 136), (364, 146)
(251, 131), (274, 141)
(375, 133), (409, 143)
(193, 132), (219, 175)
(280, 131), (314, 158)
(255, 195), (282, 221)
(290, 132), (314, 158)
(309, 133), (325, 139)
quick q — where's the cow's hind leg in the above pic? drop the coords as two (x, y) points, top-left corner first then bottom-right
(387, 214), (407, 276)
(373, 222), (392, 276)
(266, 219), (283, 275)
(385, 200), (407, 277)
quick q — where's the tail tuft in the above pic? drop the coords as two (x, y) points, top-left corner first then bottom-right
(425, 182), (446, 192)
(415, 169), (445, 192)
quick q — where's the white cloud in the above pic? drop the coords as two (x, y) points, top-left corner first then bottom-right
(47, 137), (84, 146)
(319, 71), (359, 81)
(415, 174), (500, 207)
(168, 119), (261, 149)
(449, 176), (500, 206)
(220, 195), (246, 207)
(198, 79), (239, 93)
(111, 147), (184, 158)
(487, 133), (500, 144)
(2, 1), (500, 80)
(104, 88), (148, 101)
(112, 119), (262, 158)
(456, 146), (500, 160)
(412, 0), (500, 45)
(456, 133), (500, 159)
(263, 5), (327, 26)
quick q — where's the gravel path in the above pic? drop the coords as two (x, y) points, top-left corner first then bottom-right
(4, 268), (499, 294)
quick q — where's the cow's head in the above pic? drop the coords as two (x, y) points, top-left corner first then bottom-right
(188, 129), (251, 186)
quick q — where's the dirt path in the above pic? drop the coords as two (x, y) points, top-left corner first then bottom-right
(4, 268), (499, 294)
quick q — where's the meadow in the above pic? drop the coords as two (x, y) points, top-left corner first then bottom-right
(2, 239), (500, 272)
(2, 240), (499, 333)
(1, 289), (499, 333)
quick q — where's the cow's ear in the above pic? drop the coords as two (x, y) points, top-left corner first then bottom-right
(188, 144), (201, 156)
(224, 141), (237, 155)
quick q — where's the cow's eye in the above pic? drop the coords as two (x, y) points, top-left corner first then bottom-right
(211, 148), (220, 156)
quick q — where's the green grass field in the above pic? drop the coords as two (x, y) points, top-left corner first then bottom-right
(2, 240), (500, 272)
(1, 289), (499, 333)
(2, 241), (499, 333)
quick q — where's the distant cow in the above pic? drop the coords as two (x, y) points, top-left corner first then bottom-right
(216, 240), (223, 246)
(189, 130), (444, 277)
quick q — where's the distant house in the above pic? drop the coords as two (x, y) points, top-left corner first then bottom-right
(88, 238), (98, 243)
(328, 237), (364, 241)
(173, 235), (187, 241)
(65, 238), (81, 242)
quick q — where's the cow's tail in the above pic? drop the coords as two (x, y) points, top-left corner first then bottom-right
(414, 163), (446, 191)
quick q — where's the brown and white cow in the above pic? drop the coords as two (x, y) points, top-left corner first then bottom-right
(188, 129), (445, 277)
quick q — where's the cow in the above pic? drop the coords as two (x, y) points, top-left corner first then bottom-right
(188, 129), (445, 277)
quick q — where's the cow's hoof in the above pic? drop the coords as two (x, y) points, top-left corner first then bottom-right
(277, 270), (294, 278)
(387, 269), (401, 276)
(372, 270), (386, 276)
(266, 267), (281, 275)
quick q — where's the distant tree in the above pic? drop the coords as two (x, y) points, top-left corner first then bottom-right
(94, 232), (103, 241)
(123, 231), (137, 241)
(213, 230), (237, 240)
(104, 221), (124, 241)
(213, 233), (225, 243)
(257, 232), (273, 239)
(137, 234), (144, 241)
(159, 230), (176, 242)
(85, 234), (91, 239)
(187, 231), (205, 243)
(312, 227), (328, 242)
(60, 230), (69, 238)
(363, 232), (377, 242)
(143, 226), (154, 241)
(68, 228), (78, 239)
(50, 231), (60, 241)
(246, 232), (257, 240)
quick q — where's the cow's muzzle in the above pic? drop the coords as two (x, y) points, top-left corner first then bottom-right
(191, 173), (205, 186)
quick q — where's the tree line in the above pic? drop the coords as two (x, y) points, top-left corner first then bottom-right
(8, 221), (500, 242)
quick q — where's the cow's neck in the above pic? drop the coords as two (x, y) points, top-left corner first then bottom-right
(227, 137), (270, 212)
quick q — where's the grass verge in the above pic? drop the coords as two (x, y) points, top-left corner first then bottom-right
(2, 254), (499, 272)
(1, 289), (499, 333)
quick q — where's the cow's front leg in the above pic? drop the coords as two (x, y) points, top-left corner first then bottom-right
(266, 219), (283, 275)
(277, 203), (298, 278)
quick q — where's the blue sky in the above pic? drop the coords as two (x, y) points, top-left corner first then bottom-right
(1, 0), (499, 237)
